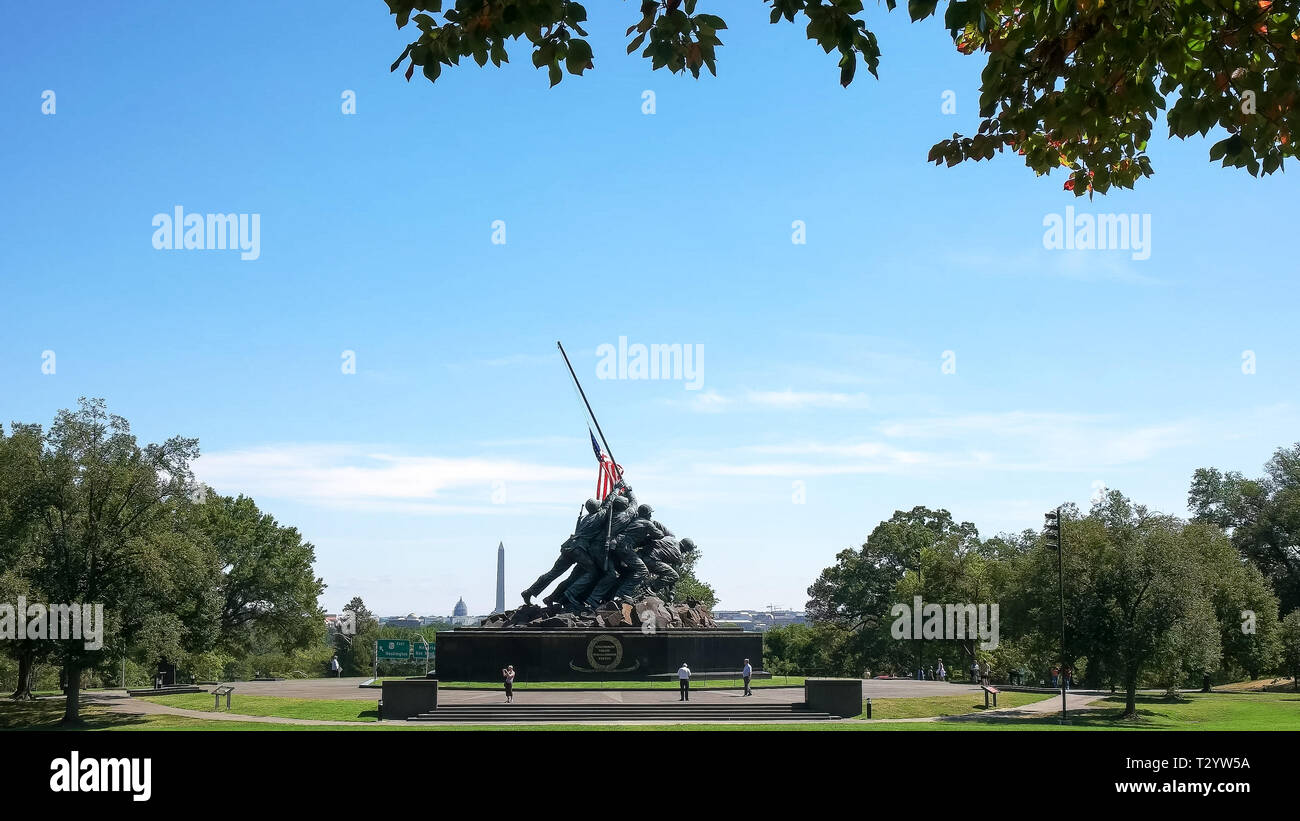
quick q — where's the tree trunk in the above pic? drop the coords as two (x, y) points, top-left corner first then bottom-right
(60, 662), (82, 725)
(9, 649), (36, 700)
(1123, 670), (1138, 719)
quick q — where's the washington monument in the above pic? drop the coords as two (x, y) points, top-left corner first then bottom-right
(495, 541), (505, 614)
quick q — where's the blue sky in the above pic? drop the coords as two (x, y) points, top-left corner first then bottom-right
(2, 2), (1296, 617)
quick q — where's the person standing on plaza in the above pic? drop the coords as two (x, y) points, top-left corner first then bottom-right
(678, 661), (691, 701)
(503, 664), (516, 703)
(936, 658), (946, 682)
(742, 659), (753, 696)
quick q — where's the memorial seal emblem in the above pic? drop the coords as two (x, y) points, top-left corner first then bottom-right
(569, 633), (640, 673)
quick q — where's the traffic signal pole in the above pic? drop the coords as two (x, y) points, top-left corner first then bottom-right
(1044, 506), (1067, 725)
(1057, 506), (1067, 724)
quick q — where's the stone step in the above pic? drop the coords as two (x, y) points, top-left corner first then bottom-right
(407, 703), (835, 722)
(428, 702), (807, 708)
(421, 706), (813, 714)
(127, 686), (205, 697)
(417, 710), (815, 717)
(410, 713), (833, 722)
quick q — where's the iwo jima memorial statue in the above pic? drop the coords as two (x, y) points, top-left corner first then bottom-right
(433, 342), (762, 681)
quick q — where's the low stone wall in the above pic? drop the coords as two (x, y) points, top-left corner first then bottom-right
(380, 679), (439, 719)
(434, 628), (762, 682)
(804, 678), (862, 717)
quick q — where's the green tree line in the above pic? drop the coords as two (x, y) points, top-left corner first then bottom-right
(765, 444), (1300, 717)
(0, 399), (326, 724)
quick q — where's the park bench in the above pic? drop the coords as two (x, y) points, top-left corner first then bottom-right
(981, 685), (999, 708)
(212, 685), (234, 711)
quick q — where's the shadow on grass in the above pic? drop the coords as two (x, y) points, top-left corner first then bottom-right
(0, 698), (154, 731)
(941, 695), (1174, 729)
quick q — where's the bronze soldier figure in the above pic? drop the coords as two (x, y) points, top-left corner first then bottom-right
(521, 498), (602, 605)
(640, 536), (696, 602)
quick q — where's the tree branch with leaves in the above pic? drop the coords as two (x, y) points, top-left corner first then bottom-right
(382, 0), (1299, 193)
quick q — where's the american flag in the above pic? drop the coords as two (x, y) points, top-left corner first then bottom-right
(590, 428), (622, 500)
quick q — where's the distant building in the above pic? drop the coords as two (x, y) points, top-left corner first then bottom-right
(387, 612), (423, 629)
(447, 597), (477, 626)
(713, 609), (807, 633)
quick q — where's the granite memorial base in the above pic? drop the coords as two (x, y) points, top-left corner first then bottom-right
(434, 628), (763, 682)
(804, 677), (863, 717)
(380, 678), (439, 719)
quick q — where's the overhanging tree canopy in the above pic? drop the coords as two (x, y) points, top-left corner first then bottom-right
(382, 0), (1298, 194)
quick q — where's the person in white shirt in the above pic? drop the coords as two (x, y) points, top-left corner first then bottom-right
(503, 664), (516, 703)
(742, 659), (753, 696)
(677, 662), (691, 701)
(935, 658), (946, 682)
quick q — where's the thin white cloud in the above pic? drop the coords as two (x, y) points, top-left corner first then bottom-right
(195, 444), (592, 513)
(679, 388), (870, 412)
(746, 390), (871, 409)
(687, 390), (733, 413)
(946, 249), (1166, 285)
(194, 406), (1297, 514)
(683, 409), (1266, 478)
(444, 352), (558, 371)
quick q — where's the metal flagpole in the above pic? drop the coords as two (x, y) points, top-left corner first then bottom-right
(556, 341), (619, 472)
(556, 341), (621, 576)
(1058, 505), (1067, 724)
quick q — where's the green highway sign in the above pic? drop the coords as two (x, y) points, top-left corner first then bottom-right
(411, 643), (435, 660)
(375, 639), (411, 661)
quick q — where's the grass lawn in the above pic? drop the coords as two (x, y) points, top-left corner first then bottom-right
(0, 699), (393, 731)
(861, 691), (1054, 719)
(373, 676), (806, 690)
(140, 693), (379, 722)
(1031, 691), (1300, 731)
